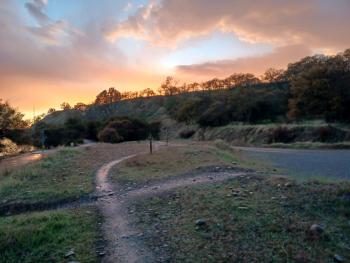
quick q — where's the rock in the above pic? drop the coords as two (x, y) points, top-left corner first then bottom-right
(309, 224), (325, 235)
(67, 261), (80, 263)
(65, 249), (75, 258)
(195, 219), (206, 226)
(99, 252), (106, 257)
(238, 206), (249, 210)
(232, 162), (237, 165)
(334, 254), (344, 262)
(284, 182), (292, 187)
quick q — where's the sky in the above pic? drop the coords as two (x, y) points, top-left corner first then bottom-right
(1, 0), (349, 117)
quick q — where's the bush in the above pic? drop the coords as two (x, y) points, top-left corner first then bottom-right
(268, 126), (296, 143)
(85, 121), (102, 141)
(149, 121), (161, 139)
(98, 127), (124, 143)
(312, 126), (347, 142)
(179, 129), (196, 139)
(107, 117), (149, 141)
(198, 102), (230, 127)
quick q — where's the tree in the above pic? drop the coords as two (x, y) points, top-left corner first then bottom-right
(287, 51), (350, 122)
(158, 76), (179, 96)
(0, 99), (29, 132)
(140, 88), (156, 97)
(95, 87), (122, 105)
(60, 102), (71, 110)
(74, 102), (87, 111)
(262, 68), (286, 83)
(224, 73), (261, 87)
(47, 108), (56, 114)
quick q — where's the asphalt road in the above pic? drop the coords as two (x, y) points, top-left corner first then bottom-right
(235, 146), (350, 181)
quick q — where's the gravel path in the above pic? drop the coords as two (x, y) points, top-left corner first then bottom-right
(235, 146), (350, 180)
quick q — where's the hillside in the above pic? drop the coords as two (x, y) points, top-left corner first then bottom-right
(42, 95), (170, 126)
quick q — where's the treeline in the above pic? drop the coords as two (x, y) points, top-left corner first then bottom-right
(162, 48), (350, 126)
(1, 48), (349, 148)
(51, 48), (350, 126)
(32, 117), (160, 147)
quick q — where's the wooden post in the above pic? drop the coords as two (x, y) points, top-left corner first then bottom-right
(149, 134), (153, 154)
(166, 128), (169, 146)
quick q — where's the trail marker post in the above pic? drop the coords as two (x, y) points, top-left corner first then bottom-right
(149, 134), (153, 154)
(166, 128), (169, 146)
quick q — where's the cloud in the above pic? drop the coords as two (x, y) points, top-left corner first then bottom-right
(25, 0), (49, 25)
(176, 44), (312, 79)
(0, 1), (122, 85)
(105, 0), (350, 50)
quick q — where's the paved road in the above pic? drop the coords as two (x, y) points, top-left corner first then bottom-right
(235, 146), (350, 180)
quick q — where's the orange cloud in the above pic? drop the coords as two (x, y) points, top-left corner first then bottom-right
(176, 44), (312, 80)
(106, 0), (350, 50)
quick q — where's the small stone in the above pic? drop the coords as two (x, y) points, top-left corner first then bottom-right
(232, 162), (237, 165)
(309, 224), (325, 235)
(99, 252), (106, 257)
(284, 182), (292, 187)
(65, 249), (75, 258)
(195, 219), (206, 226)
(334, 254), (344, 262)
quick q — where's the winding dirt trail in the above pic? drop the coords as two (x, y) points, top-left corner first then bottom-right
(95, 145), (250, 263)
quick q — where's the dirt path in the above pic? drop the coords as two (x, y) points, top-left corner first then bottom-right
(95, 147), (250, 263)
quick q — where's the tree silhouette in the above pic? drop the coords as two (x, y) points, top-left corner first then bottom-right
(60, 102), (72, 110)
(95, 87), (122, 104)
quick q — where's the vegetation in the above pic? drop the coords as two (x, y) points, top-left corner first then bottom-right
(0, 208), (99, 263)
(132, 176), (350, 262)
(32, 116), (160, 147)
(111, 144), (239, 184)
(0, 149), (95, 207)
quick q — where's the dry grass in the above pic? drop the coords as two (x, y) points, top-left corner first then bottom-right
(133, 175), (350, 262)
(111, 143), (240, 184)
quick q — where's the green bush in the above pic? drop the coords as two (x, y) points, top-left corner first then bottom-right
(97, 127), (123, 143)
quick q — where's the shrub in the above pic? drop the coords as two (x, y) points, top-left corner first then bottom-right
(312, 126), (347, 142)
(97, 127), (124, 143)
(198, 102), (230, 127)
(149, 121), (161, 139)
(268, 126), (296, 143)
(179, 129), (196, 139)
(107, 117), (149, 141)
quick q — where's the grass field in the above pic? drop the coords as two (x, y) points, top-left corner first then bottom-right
(0, 149), (95, 207)
(0, 207), (99, 263)
(111, 143), (242, 184)
(132, 175), (350, 262)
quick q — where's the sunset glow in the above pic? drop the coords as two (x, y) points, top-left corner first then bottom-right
(1, 0), (349, 117)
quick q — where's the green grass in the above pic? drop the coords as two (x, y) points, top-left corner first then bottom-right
(0, 208), (99, 263)
(111, 144), (238, 184)
(132, 176), (350, 262)
(0, 148), (95, 207)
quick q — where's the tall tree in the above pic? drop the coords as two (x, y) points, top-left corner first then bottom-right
(60, 102), (72, 110)
(95, 87), (122, 104)
(262, 68), (286, 83)
(288, 50), (350, 122)
(158, 76), (179, 96)
(0, 99), (29, 133)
